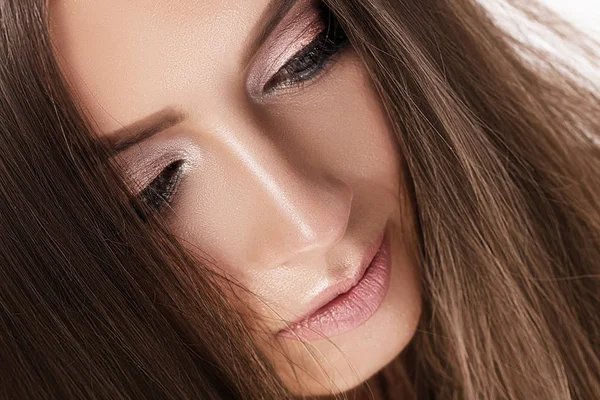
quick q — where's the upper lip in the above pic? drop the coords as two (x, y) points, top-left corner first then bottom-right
(281, 230), (386, 328)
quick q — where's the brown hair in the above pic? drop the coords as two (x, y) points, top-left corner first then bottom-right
(326, 0), (600, 398)
(0, 0), (598, 399)
(0, 1), (288, 399)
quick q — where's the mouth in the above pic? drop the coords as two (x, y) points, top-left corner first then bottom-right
(278, 228), (392, 341)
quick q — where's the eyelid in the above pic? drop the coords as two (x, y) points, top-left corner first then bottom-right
(135, 159), (186, 216)
(246, 1), (323, 98)
(129, 156), (186, 197)
(261, 34), (347, 95)
(114, 137), (201, 195)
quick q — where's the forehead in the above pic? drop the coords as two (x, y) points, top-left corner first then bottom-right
(49, 0), (270, 133)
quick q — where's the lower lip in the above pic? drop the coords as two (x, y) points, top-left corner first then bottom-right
(279, 232), (392, 341)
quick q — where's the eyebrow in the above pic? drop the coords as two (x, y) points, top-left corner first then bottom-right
(104, 0), (296, 152)
(104, 108), (186, 153)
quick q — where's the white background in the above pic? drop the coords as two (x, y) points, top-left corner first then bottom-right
(540, 0), (600, 38)
(482, 0), (599, 81)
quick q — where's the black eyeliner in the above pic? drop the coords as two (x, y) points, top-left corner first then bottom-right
(133, 159), (185, 219)
(263, 2), (349, 93)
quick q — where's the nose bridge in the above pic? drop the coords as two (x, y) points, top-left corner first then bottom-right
(229, 135), (316, 240)
(218, 120), (352, 264)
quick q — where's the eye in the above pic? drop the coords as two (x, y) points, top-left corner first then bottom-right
(132, 159), (185, 219)
(263, 3), (350, 94)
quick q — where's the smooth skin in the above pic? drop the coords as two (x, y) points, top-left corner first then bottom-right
(50, 0), (422, 395)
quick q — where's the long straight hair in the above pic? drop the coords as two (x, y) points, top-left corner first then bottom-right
(0, 1), (289, 399)
(325, 0), (600, 398)
(0, 0), (598, 399)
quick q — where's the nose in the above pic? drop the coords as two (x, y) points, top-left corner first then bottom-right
(210, 117), (353, 269)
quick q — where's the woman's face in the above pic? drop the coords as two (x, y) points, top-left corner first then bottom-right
(50, 0), (421, 394)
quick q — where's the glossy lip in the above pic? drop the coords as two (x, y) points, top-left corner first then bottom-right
(277, 229), (391, 340)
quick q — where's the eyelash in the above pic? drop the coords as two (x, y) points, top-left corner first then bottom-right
(134, 4), (349, 217)
(264, 4), (349, 93)
(133, 159), (185, 219)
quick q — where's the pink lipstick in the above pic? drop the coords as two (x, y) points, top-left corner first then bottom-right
(279, 231), (392, 340)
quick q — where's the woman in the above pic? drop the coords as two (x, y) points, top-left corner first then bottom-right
(0, 0), (598, 398)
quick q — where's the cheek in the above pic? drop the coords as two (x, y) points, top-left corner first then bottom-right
(264, 53), (401, 192)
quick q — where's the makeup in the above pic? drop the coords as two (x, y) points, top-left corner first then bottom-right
(54, 0), (422, 394)
(278, 230), (392, 340)
(246, 0), (333, 97)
